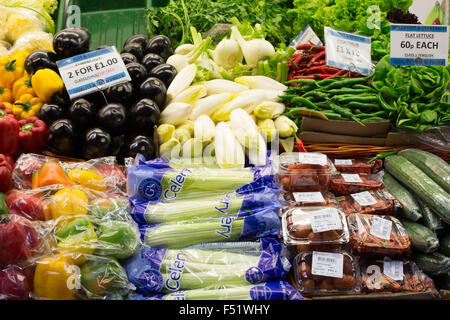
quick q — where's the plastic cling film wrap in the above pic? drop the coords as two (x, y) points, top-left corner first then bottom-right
(128, 187), (281, 225)
(132, 281), (304, 300)
(138, 210), (281, 249)
(124, 238), (290, 294)
(127, 157), (275, 202)
(330, 171), (385, 196)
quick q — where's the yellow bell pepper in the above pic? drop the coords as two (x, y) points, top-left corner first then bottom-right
(31, 69), (64, 103)
(0, 85), (12, 103)
(33, 254), (79, 300)
(68, 169), (107, 192)
(13, 93), (43, 120)
(56, 217), (98, 265)
(49, 187), (89, 220)
(9, 51), (27, 80)
(12, 75), (34, 101)
(0, 55), (17, 88)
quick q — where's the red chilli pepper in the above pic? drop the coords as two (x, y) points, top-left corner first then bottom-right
(18, 117), (47, 153)
(294, 132), (307, 152)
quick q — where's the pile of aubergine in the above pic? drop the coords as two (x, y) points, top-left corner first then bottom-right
(33, 28), (176, 162)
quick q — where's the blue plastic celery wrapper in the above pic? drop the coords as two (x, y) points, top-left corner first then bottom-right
(127, 157), (276, 202)
(138, 209), (281, 248)
(132, 281), (304, 300)
(128, 187), (282, 225)
(124, 238), (290, 294)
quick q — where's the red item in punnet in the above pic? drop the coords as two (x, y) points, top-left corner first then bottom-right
(5, 190), (45, 221)
(337, 189), (399, 216)
(279, 190), (339, 208)
(0, 266), (31, 300)
(329, 172), (384, 196)
(0, 154), (14, 193)
(332, 158), (383, 174)
(18, 117), (48, 153)
(0, 214), (40, 267)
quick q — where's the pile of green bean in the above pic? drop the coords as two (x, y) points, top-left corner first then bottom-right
(281, 75), (396, 127)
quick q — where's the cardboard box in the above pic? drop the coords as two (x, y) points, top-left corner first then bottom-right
(301, 117), (391, 137)
(299, 131), (387, 146)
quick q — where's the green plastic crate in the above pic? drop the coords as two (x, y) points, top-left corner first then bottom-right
(56, 0), (168, 50)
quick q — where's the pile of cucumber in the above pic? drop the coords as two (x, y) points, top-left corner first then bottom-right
(383, 149), (450, 291)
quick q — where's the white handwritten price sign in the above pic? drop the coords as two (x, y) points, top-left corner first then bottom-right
(56, 46), (131, 99)
(390, 24), (449, 66)
(324, 27), (372, 75)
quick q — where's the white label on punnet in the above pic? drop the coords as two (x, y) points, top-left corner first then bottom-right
(351, 191), (377, 206)
(56, 46), (131, 100)
(293, 192), (325, 203)
(383, 260), (404, 281)
(335, 159), (353, 166)
(310, 207), (342, 233)
(298, 153), (327, 166)
(312, 251), (344, 279)
(342, 173), (363, 183)
(370, 216), (393, 240)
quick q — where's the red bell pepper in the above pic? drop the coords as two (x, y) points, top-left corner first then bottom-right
(0, 214), (40, 267)
(0, 266), (31, 300)
(0, 112), (19, 157)
(5, 190), (44, 221)
(0, 154), (13, 193)
(0, 103), (13, 118)
(18, 116), (47, 153)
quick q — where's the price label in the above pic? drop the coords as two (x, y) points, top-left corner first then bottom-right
(342, 174), (363, 183)
(335, 159), (353, 166)
(390, 24), (449, 66)
(370, 216), (393, 240)
(293, 192), (325, 203)
(310, 208), (343, 233)
(351, 191), (377, 206)
(311, 251), (343, 279)
(324, 27), (372, 75)
(383, 260), (404, 281)
(56, 46), (131, 99)
(289, 24), (323, 48)
(298, 153), (327, 166)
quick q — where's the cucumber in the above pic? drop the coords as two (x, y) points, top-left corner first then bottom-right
(385, 155), (450, 225)
(383, 173), (422, 221)
(418, 199), (444, 231)
(413, 252), (450, 276)
(398, 149), (450, 194)
(400, 218), (439, 253)
(439, 234), (450, 257)
(434, 271), (450, 290)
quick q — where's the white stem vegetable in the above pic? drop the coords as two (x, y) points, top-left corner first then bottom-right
(175, 44), (195, 55)
(194, 115), (216, 145)
(200, 79), (249, 95)
(167, 64), (197, 100)
(229, 109), (267, 166)
(157, 124), (176, 144)
(160, 102), (192, 126)
(172, 86), (207, 104)
(160, 138), (181, 159)
(211, 38), (243, 69)
(257, 119), (277, 143)
(181, 138), (204, 159)
(274, 116), (298, 138)
(215, 122), (245, 169)
(231, 26), (275, 67)
(189, 93), (232, 121)
(253, 101), (286, 119)
(174, 128), (192, 145)
(212, 90), (268, 122)
(234, 76), (287, 91)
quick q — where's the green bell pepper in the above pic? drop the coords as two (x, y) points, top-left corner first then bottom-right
(90, 198), (128, 221)
(0, 193), (8, 215)
(95, 220), (141, 259)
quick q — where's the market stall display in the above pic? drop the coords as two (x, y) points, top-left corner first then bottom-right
(0, 0), (449, 301)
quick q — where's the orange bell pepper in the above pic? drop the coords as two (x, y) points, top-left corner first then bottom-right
(31, 162), (72, 189)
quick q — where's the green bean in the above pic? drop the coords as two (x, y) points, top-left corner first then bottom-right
(285, 78), (319, 85)
(333, 95), (379, 104)
(325, 88), (372, 96)
(328, 102), (365, 126)
(352, 84), (378, 93)
(291, 96), (320, 109)
(362, 117), (388, 122)
(346, 102), (381, 110)
(279, 94), (298, 101)
(322, 112), (343, 120)
(317, 79), (336, 87)
(355, 110), (388, 119)
(302, 91), (329, 100)
(322, 74), (374, 90)
(377, 93), (396, 111)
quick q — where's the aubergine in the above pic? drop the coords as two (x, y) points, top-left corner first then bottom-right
(123, 135), (156, 161)
(38, 104), (65, 127)
(149, 64), (177, 87)
(68, 99), (96, 127)
(129, 98), (161, 132)
(105, 82), (134, 104)
(139, 77), (167, 109)
(120, 53), (138, 65)
(126, 63), (148, 87)
(141, 53), (164, 73)
(24, 50), (59, 74)
(97, 103), (128, 135)
(124, 35), (148, 51)
(146, 35), (173, 61)
(83, 91), (107, 107)
(47, 119), (77, 156)
(53, 28), (91, 59)
(83, 128), (112, 159)
(122, 43), (144, 62)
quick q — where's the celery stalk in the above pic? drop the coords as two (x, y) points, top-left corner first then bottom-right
(162, 286), (252, 300)
(175, 272), (249, 290)
(162, 249), (260, 266)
